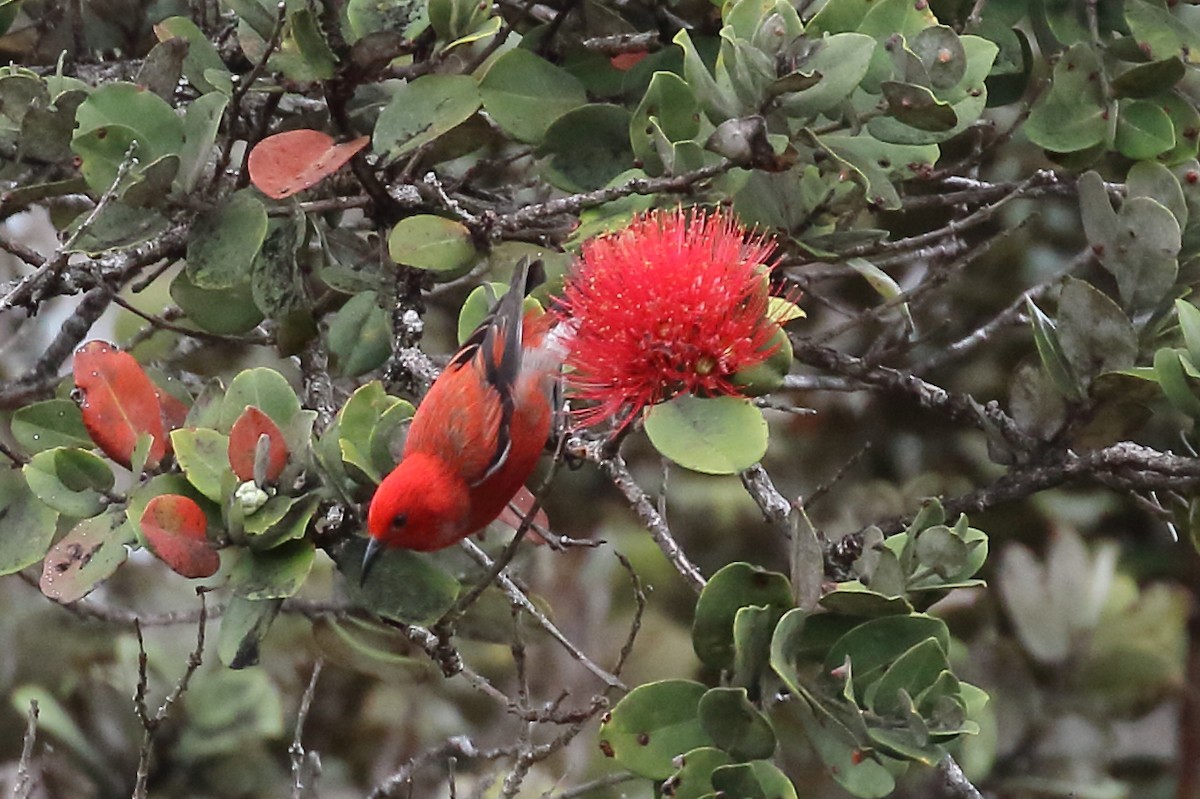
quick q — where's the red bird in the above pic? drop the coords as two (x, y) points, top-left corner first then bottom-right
(363, 260), (563, 578)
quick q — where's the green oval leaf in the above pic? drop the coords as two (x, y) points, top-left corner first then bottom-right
(217, 596), (283, 669)
(170, 269), (265, 335)
(1056, 278), (1137, 385)
(327, 291), (392, 376)
(338, 382), (415, 484)
(1115, 98), (1175, 160)
(869, 637), (949, 717)
(1111, 57), (1186, 99)
(229, 538), (316, 600)
(187, 189), (269, 289)
(387, 214), (477, 272)
(599, 680), (713, 779)
(338, 536), (460, 624)
(824, 613), (951, 689)
(693, 562), (793, 670)
(373, 74), (480, 160)
(777, 33), (875, 119)
(171, 428), (233, 503)
(23, 447), (114, 518)
(880, 81), (957, 132)
(663, 747), (734, 799)
(479, 48), (587, 143)
(710, 760), (798, 799)
(1024, 43), (1107, 153)
(1155, 348), (1200, 417)
(11, 399), (92, 453)
(244, 494), (317, 550)
(792, 695), (897, 798)
(0, 470), (59, 576)
(250, 215), (307, 321)
(1105, 197), (1181, 313)
(1026, 298), (1083, 401)
(630, 71), (700, 176)
(697, 687), (777, 761)
(645, 395), (768, 474)
(219, 367), (303, 431)
(177, 91), (229, 193)
(538, 103), (633, 192)
(70, 82), (184, 195)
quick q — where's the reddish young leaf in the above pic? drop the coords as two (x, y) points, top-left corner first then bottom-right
(228, 406), (289, 483)
(141, 494), (219, 578)
(73, 340), (167, 470)
(247, 130), (370, 199)
(156, 387), (190, 441)
(610, 51), (649, 71)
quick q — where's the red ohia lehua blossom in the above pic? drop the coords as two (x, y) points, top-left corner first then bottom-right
(558, 207), (783, 430)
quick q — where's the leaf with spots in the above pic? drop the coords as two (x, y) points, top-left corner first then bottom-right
(598, 680), (713, 779)
(693, 562), (793, 670)
(141, 494), (219, 579)
(39, 510), (133, 603)
(228, 407), (289, 484)
(73, 340), (167, 470)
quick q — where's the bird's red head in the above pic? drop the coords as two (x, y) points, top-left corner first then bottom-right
(366, 451), (471, 553)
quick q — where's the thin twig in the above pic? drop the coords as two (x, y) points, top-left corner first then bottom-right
(289, 659), (324, 799)
(13, 699), (39, 799)
(790, 339), (1033, 452)
(803, 220), (1027, 347)
(802, 442), (872, 511)
(0, 438), (28, 465)
(937, 754), (986, 799)
(541, 771), (637, 799)
(110, 295), (271, 345)
(368, 736), (497, 799)
(0, 235), (46, 268)
(870, 440), (1200, 536)
(442, 492), (544, 623)
(493, 161), (732, 233)
(594, 452), (706, 593)
(459, 539), (627, 690)
(132, 590), (209, 799)
(0, 144), (137, 314)
(609, 551), (646, 682)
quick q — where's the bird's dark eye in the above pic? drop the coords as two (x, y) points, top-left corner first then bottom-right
(389, 513), (407, 531)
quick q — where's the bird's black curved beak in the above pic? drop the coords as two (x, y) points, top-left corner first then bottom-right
(360, 537), (383, 586)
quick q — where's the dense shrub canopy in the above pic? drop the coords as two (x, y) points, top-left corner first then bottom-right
(2, 0), (1200, 796)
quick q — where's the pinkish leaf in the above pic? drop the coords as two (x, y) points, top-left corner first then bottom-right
(141, 494), (219, 578)
(73, 340), (167, 470)
(228, 406), (289, 483)
(247, 130), (369, 199)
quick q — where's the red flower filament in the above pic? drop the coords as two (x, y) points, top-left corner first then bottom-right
(559, 208), (782, 429)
